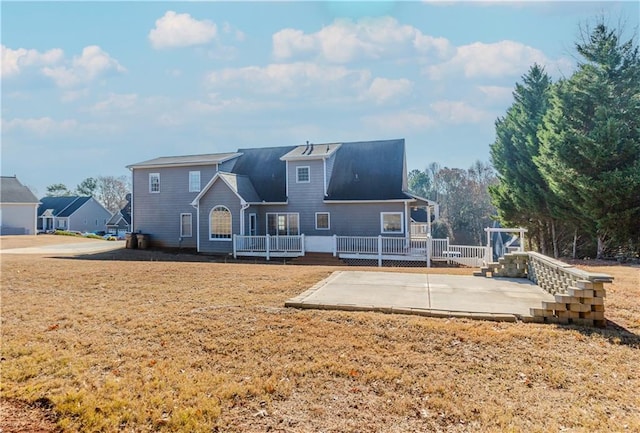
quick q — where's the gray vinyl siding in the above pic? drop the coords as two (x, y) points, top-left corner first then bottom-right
(324, 153), (336, 194)
(275, 159), (407, 237)
(132, 165), (218, 248)
(197, 180), (241, 254)
(67, 199), (111, 232)
(0, 204), (38, 235)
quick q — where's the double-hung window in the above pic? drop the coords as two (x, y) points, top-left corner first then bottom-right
(149, 173), (160, 193)
(180, 213), (193, 237)
(315, 212), (330, 230)
(381, 212), (403, 234)
(189, 171), (201, 192)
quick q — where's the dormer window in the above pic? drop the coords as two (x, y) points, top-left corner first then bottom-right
(296, 166), (310, 183)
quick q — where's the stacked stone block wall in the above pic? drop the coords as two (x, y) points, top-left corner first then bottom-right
(478, 251), (612, 327)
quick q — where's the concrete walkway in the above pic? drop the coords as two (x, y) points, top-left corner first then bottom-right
(285, 271), (555, 322)
(0, 241), (125, 255)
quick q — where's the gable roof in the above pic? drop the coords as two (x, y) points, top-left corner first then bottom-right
(218, 173), (262, 203)
(231, 146), (296, 203)
(37, 196), (92, 217)
(126, 152), (242, 169)
(0, 176), (39, 204)
(281, 142), (341, 161)
(325, 139), (407, 201)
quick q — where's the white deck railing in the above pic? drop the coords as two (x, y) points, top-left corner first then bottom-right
(234, 234), (304, 259)
(233, 234), (489, 267)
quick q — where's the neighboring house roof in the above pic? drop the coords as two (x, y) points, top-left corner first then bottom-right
(0, 176), (39, 204)
(37, 196), (91, 217)
(126, 152), (242, 169)
(107, 211), (131, 226)
(325, 139), (406, 201)
(281, 142), (341, 161)
(231, 146), (296, 203)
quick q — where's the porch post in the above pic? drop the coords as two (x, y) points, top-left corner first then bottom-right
(233, 234), (237, 259)
(266, 234), (271, 261)
(426, 234), (431, 268)
(520, 228), (525, 252)
(301, 234), (305, 255)
(378, 235), (383, 267)
(332, 234), (337, 257)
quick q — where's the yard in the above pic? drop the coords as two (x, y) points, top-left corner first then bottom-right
(1, 236), (639, 432)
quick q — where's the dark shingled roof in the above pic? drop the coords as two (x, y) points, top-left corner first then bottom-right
(232, 146), (296, 202)
(38, 196), (91, 217)
(325, 139), (406, 200)
(1, 176), (39, 203)
(218, 173), (262, 203)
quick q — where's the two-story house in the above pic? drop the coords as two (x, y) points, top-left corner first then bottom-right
(127, 139), (438, 261)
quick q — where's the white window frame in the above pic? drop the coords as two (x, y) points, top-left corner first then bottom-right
(266, 212), (300, 236)
(380, 212), (404, 234)
(149, 173), (160, 193)
(296, 166), (310, 183)
(180, 213), (193, 238)
(315, 212), (330, 230)
(189, 171), (201, 192)
(209, 206), (232, 241)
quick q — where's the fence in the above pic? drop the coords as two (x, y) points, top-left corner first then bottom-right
(233, 234), (490, 267)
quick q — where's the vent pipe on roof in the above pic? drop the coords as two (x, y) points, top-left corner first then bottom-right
(309, 143), (314, 154)
(303, 141), (310, 155)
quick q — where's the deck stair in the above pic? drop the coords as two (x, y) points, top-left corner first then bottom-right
(289, 253), (346, 266)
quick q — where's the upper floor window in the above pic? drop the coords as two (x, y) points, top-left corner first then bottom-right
(381, 212), (403, 234)
(149, 173), (160, 193)
(210, 206), (232, 240)
(189, 171), (201, 192)
(296, 166), (310, 183)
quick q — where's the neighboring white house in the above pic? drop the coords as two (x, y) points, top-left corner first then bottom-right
(0, 176), (40, 235)
(37, 196), (111, 233)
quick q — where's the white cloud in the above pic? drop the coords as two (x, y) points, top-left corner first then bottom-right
(362, 111), (435, 131)
(364, 78), (413, 104)
(207, 62), (371, 97)
(90, 93), (138, 113)
(273, 17), (451, 63)
(430, 100), (493, 124)
(477, 85), (514, 104)
(42, 45), (125, 88)
(2, 117), (77, 135)
(149, 11), (217, 49)
(1, 45), (63, 78)
(426, 40), (567, 79)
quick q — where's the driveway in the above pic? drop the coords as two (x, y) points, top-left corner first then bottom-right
(0, 240), (125, 255)
(286, 270), (554, 322)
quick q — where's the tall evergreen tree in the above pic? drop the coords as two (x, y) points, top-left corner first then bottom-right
(489, 64), (565, 255)
(536, 22), (640, 257)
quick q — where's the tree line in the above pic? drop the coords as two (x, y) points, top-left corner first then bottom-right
(490, 21), (639, 259)
(409, 20), (639, 260)
(46, 176), (130, 214)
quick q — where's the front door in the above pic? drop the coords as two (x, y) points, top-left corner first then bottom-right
(249, 213), (257, 236)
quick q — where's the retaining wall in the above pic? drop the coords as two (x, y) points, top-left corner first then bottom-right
(479, 252), (613, 327)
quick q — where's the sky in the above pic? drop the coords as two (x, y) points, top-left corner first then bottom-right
(2, 1), (638, 197)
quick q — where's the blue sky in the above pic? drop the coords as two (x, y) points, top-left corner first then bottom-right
(2, 1), (638, 196)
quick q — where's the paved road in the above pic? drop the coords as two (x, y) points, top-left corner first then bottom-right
(286, 270), (554, 322)
(0, 241), (125, 255)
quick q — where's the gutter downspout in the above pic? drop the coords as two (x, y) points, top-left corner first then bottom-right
(129, 168), (135, 233)
(240, 201), (249, 236)
(191, 202), (200, 252)
(323, 157), (327, 196)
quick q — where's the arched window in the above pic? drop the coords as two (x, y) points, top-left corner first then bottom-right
(210, 206), (232, 240)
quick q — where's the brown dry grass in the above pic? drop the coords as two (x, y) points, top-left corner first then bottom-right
(1, 236), (639, 432)
(0, 234), (106, 250)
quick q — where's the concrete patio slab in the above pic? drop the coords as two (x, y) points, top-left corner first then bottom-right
(285, 270), (555, 322)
